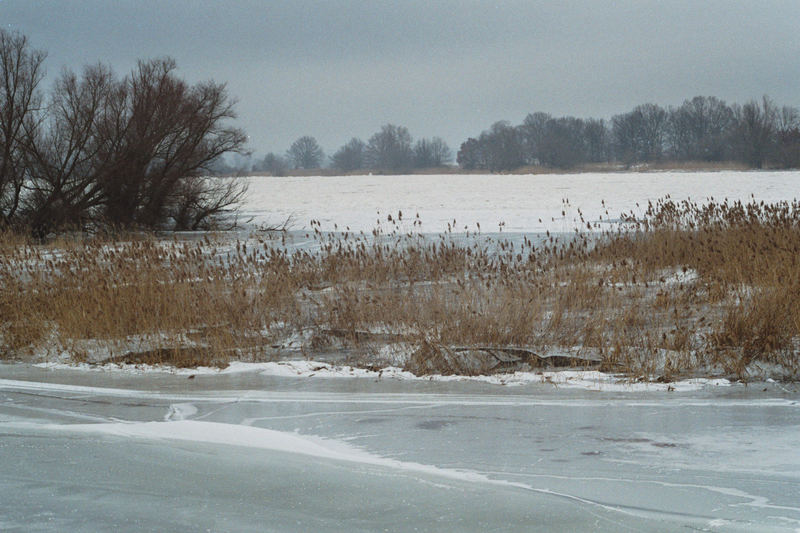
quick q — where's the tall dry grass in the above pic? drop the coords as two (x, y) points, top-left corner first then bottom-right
(1, 198), (799, 379)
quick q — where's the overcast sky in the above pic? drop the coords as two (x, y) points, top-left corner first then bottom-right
(4, 0), (800, 158)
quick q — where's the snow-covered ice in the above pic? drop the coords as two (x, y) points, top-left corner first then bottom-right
(242, 171), (800, 233)
(2, 362), (799, 532)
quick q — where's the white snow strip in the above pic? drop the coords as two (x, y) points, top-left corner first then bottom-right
(0, 377), (157, 397)
(1, 378), (796, 410)
(31, 360), (733, 392)
(250, 361), (732, 392)
(32, 361), (225, 375)
(69, 420), (386, 465)
(10, 418), (527, 488)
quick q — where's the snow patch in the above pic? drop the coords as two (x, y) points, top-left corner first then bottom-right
(33, 360), (732, 391)
(24, 419), (518, 489)
(164, 403), (198, 421)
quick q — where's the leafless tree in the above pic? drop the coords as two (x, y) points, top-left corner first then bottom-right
(287, 135), (324, 169)
(481, 121), (526, 171)
(331, 137), (365, 172)
(111, 58), (246, 229)
(733, 96), (778, 169)
(667, 96), (735, 161)
(0, 30), (46, 227)
(519, 112), (552, 164)
(612, 103), (668, 164)
(456, 122), (525, 172)
(170, 175), (247, 230)
(537, 117), (587, 169)
(583, 118), (610, 163)
(22, 63), (121, 233)
(456, 137), (484, 170)
(465, 96), (794, 171)
(413, 137), (452, 168)
(775, 105), (800, 168)
(364, 124), (413, 172)
(258, 152), (289, 176)
(20, 56), (246, 234)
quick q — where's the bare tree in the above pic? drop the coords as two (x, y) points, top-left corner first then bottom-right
(456, 137), (484, 170)
(258, 152), (289, 176)
(0, 30), (46, 227)
(364, 124), (413, 172)
(519, 112), (552, 164)
(775, 105), (800, 168)
(537, 117), (587, 169)
(463, 114), (607, 170)
(413, 137), (452, 168)
(583, 118), (610, 163)
(733, 96), (778, 169)
(612, 103), (668, 164)
(481, 121), (525, 172)
(462, 95), (795, 171)
(456, 122), (525, 172)
(778, 106), (799, 134)
(102, 58), (247, 229)
(667, 96), (735, 161)
(20, 57), (246, 234)
(331, 137), (365, 172)
(287, 135), (324, 169)
(22, 63), (121, 233)
(170, 175), (247, 230)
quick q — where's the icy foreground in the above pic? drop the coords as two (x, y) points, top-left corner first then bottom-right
(242, 171), (800, 233)
(1, 363), (799, 532)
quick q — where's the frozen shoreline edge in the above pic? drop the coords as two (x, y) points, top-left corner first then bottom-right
(29, 359), (736, 392)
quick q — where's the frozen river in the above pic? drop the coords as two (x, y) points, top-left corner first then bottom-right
(242, 171), (800, 233)
(2, 363), (799, 532)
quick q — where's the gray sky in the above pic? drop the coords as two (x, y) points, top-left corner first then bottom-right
(4, 0), (800, 158)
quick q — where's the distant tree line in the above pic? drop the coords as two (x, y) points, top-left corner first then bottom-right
(457, 96), (800, 171)
(0, 30), (247, 236)
(251, 125), (453, 175)
(250, 94), (800, 177)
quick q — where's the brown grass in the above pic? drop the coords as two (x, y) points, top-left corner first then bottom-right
(1, 198), (799, 380)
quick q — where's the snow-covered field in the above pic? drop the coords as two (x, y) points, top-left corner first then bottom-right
(242, 171), (800, 233)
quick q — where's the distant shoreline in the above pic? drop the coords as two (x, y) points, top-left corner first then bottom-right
(227, 160), (768, 178)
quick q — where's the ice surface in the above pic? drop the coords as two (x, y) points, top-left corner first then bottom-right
(2, 363), (799, 532)
(242, 171), (800, 233)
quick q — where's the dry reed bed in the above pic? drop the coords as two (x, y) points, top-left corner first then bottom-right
(1, 197), (799, 380)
